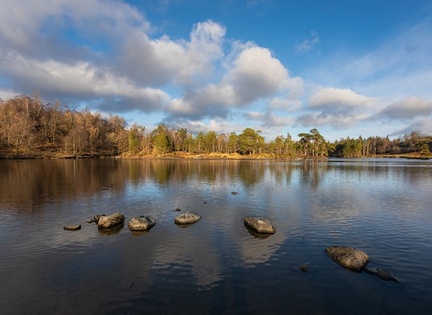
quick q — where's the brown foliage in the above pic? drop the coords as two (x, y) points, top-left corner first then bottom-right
(0, 95), (430, 159)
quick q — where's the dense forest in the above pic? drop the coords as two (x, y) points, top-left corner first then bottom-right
(0, 95), (431, 159)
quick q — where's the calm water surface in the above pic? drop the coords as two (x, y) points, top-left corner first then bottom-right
(0, 159), (431, 314)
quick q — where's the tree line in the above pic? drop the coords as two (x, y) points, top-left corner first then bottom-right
(0, 95), (430, 158)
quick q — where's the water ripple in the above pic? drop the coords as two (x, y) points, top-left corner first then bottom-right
(1, 159), (432, 314)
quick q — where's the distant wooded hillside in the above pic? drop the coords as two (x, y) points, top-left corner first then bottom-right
(0, 95), (431, 159)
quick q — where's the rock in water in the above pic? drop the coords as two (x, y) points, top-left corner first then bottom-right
(128, 216), (156, 231)
(244, 217), (276, 234)
(63, 224), (81, 231)
(325, 246), (369, 271)
(98, 213), (125, 229)
(174, 211), (201, 225)
(87, 214), (106, 224)
(300, 263), (309, 272)
(364, 267), (399, 282)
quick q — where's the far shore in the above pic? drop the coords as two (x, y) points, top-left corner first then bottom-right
(1, 151), (430, 160)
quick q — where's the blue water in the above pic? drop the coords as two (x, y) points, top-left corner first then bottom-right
(0, 159), (431, 314)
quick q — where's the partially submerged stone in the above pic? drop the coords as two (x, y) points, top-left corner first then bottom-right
(63, 224), (81, 231)
(244, 217), (276, 234)
(128, 216), (156, 232)
(174, 211), (201, 225)
(364, 266), (399, 282)
(98, 212), (125, 229)
(325, 246), (369, 271)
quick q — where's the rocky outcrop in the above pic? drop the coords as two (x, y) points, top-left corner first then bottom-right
(244, 217), (276, 234)
(98, 213), (125, 229)
(325, 246), (369, 271)
(63, 224), (81, 231)
(174, 211), (201, 225)
(128, 216), (156, 231)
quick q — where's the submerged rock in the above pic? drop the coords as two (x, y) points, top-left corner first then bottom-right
(300, 263), (309, 272)
(364, 266), (399, 282)
(128, 216), (156, 232)
(174, 211), (201, 225)
(63, 224), (81, 231)
(325, 246), (369, 271)
(98, 213), (125, 229)
(244, 217), (276, 234)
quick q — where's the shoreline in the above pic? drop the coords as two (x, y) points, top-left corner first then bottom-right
(1, 152), (430, 160)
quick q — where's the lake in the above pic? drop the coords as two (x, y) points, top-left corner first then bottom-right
(0, 158), (431, 314)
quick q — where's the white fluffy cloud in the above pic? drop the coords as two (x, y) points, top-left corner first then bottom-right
(296, 112), (371, 128)
(245, 111), (294, 127)
(295, 87), (377, 128)
(395, 117), (432, 136)
(309, 87), (376, 113)
(0, 53), (169, 111)
(0, 0), (431, 140)
(116, 20), (226, 86)
(167, 45), (301, 121)
(0, 1), (226, 113)
(379, 96), (432, 120)
(0, 1), (224, 85)
(223, 46), (290, 103)
(0, 0), (147, 58)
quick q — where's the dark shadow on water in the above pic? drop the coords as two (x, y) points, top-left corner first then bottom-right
(98, 223), (124, 236)
(129, 229), (151, 237)
(244, 224), (273, 239)
(175, 222), (196, 228)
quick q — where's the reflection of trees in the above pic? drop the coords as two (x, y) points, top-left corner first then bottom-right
(300, 159), (328, 189)
(3, 159), (427, 212)
(236, 161), (265, 187)
(150, 160), (176, 184)
(268, 162), (292, 185)
(147, 160), (266, 188)
(0, 160), (266, 210)
(0, 160), (128, 210)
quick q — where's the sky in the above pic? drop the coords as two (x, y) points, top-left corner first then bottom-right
(1, 0), (432, 141)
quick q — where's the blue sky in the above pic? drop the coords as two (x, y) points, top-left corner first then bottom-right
(1, 0), (431, 141)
